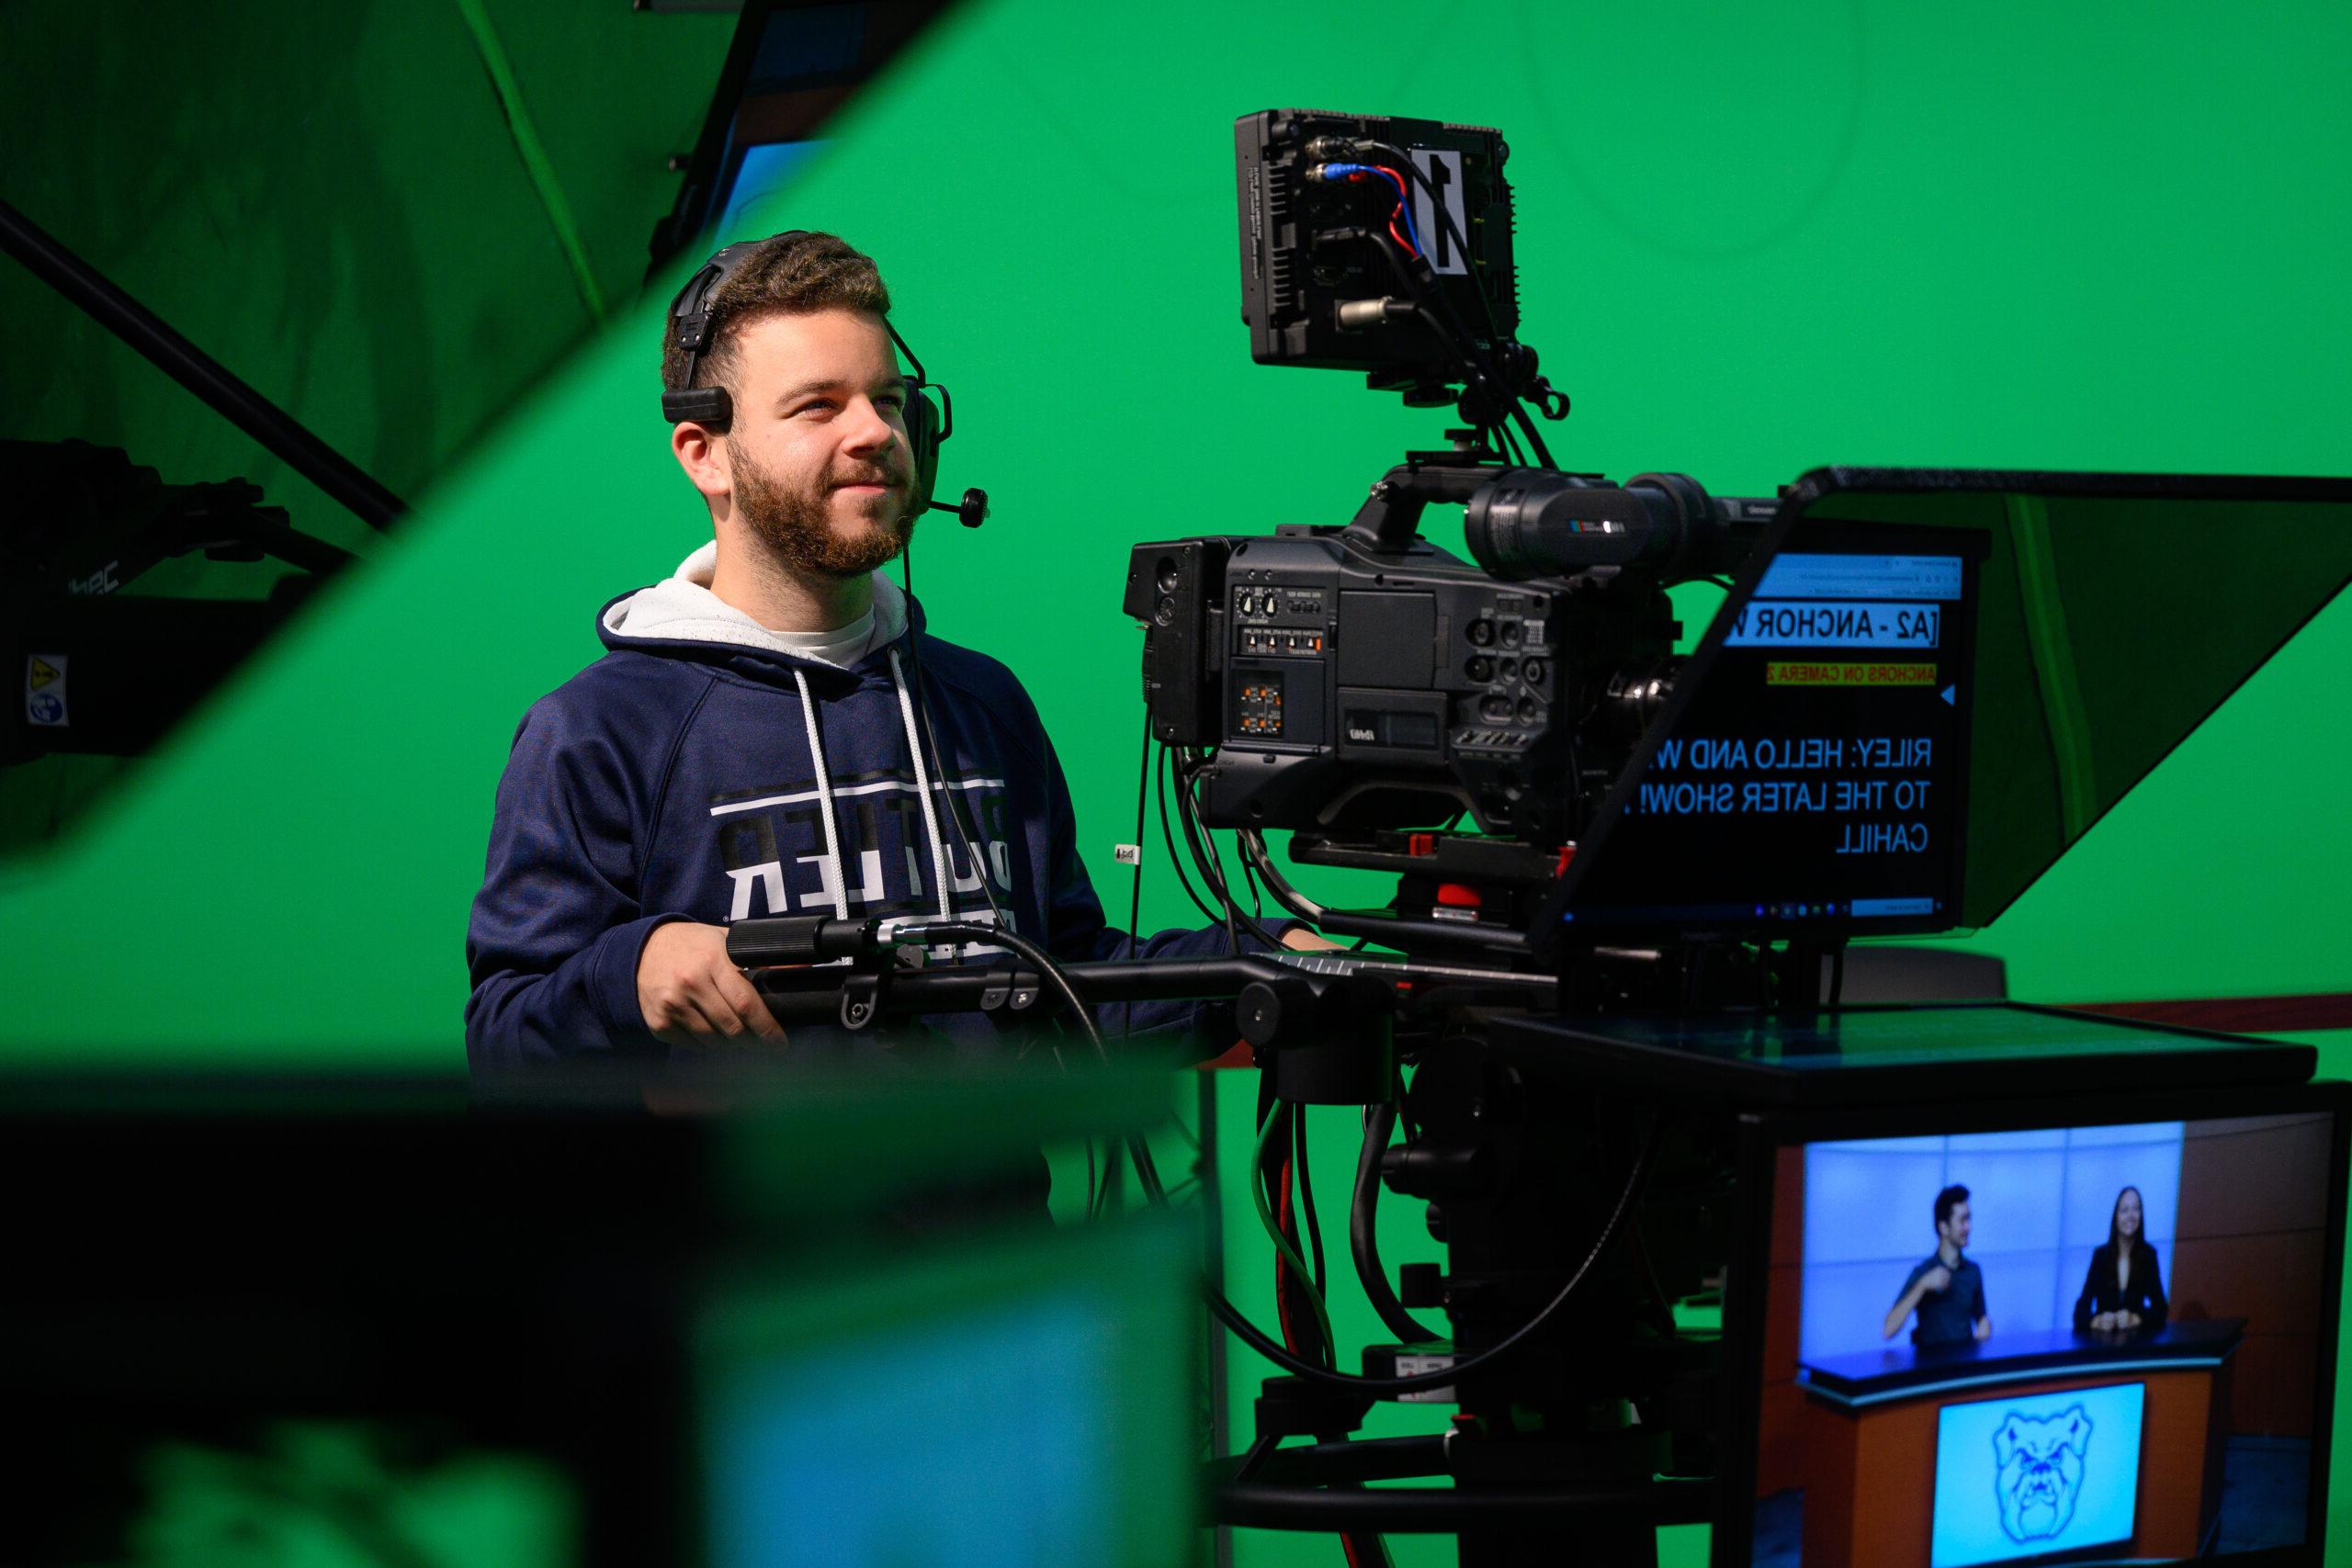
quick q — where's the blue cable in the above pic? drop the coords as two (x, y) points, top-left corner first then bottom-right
(1319, 162), (1422, 257)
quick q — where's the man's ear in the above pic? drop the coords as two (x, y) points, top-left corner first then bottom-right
(672, 422), (729, 504)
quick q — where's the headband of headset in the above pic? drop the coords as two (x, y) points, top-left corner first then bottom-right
(659, 232), (952, 513)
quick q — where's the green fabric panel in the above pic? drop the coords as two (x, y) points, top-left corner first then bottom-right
(0, 0), (732, 851)
(454, 0), (610, 323)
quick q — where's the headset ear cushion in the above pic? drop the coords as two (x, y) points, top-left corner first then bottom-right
(906, 389), (942, 512)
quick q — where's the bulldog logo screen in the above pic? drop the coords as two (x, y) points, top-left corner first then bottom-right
(1930, 1383), (2143, 1567)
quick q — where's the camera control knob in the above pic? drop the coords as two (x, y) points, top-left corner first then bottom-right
(1238, 977), (1313, 1047)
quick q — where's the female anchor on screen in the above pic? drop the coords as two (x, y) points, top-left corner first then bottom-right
(2073, 1184), (2168, 1334)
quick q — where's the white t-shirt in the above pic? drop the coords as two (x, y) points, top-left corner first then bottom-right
(767, 609), (881, 668)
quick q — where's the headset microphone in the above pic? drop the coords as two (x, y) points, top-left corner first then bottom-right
(929, 487), (988, 528)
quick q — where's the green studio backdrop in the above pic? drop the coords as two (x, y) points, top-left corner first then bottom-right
(4, 3), (2349, 1565)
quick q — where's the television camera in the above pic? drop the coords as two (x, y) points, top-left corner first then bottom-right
(734, 108), (2352, 1568)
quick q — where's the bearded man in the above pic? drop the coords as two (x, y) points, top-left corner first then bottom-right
(466, 231), (1303, 1068)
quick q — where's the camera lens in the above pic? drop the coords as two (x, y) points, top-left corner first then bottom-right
(1465, 655), (1494, 682)
(1467, 618), (1496, 647)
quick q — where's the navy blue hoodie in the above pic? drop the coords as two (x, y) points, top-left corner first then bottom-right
(465, 548), (1253, 1071)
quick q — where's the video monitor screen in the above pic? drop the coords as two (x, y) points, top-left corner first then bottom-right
(697, 1215), (1197, 1568)
(1561, 522), (1984, 935)
(1738, 1105), (2341, 1567)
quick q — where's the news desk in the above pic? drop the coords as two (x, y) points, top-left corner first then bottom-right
(1793, 1319), (2242, 1567)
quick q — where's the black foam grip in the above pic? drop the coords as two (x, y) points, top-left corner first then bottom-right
(726, 916), (884, 966)
(726, 917), (832, 967)
(906, 389), (940, 511)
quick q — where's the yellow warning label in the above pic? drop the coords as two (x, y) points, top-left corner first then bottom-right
(28, 657), (61, 690)
(1766, 660), (1938, 688)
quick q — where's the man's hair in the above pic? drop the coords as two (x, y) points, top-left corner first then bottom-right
(660, 231), (892, 400)
(1934, 1183), (1971, 1231)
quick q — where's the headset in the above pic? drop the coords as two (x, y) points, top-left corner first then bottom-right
(661, 232), (988, 528)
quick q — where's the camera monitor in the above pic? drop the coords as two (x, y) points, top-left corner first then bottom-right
(1544, 469), (2352, 942)
(1724, 1084), (2349, 1567)
(1235, 107), (1518, 385)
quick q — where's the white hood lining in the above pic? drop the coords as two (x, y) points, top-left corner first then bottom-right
(600, 541), (909, 668)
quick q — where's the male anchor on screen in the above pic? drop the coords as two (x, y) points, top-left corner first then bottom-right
(466, 230), (1317, 1066)
(1883, 1183), (1994, 1345)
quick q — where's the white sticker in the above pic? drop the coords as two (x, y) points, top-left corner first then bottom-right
(26, 653), (67, 728)
(1394, 1353), (1457, 1404)
(1113, 843), (1142, 866)
(1408, 149), (1470, 276)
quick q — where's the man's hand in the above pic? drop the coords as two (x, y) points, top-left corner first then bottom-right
(1280, 927), (1344, 953)
(636, 921), (787, 1050)
(1884, 1267), (1947, 1339)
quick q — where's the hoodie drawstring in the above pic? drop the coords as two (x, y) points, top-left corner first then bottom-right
(889, 647), (956, 920)
(791, 670), (852, 921)
(793, 654), (958, 925)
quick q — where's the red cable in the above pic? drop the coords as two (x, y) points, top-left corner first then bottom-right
(1279, 1161), (1298, 1354)
(1371, 165), (1416, 258)
(1345, 168), (1419, 259)
(1278, 1156), (1300, 1347)
(1278, 1152), (1333, 1370)
(1283, 1139), (1366, 1567)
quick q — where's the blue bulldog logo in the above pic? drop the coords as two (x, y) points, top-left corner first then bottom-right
(1992, 1404), (2093, 1542)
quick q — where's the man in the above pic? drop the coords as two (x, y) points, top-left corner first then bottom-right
(466, 231), (1306, 1068)
(1883, 1183), (1993, 1346)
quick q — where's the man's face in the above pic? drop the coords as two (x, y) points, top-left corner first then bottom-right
(1939, 1199), (1973, 1252)
(716, 309), (918, 578)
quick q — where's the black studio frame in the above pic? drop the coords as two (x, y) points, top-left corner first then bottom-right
(648, 0), (960, 278)
(1711, 1077), (2351, 1568)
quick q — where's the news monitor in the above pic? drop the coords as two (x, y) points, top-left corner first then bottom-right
(1723, 1084), (2349, 1568)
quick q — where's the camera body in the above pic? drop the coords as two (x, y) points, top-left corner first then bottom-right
(1124, 521), (1679, 846)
